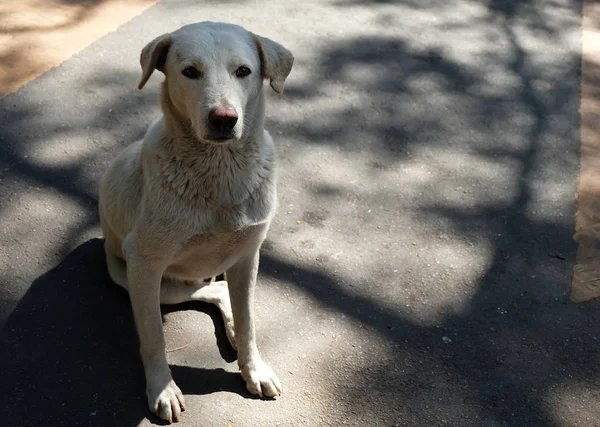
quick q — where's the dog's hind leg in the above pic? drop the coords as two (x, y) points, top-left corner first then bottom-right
(160, 279), (236, 350)
(106, 250), (129, 289)
(103, 227), (130, 290)
(105, 249), (236, 349)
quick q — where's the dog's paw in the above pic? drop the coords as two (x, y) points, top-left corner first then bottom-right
(240, 359), (282, 398)
(147, 379), (186, 423)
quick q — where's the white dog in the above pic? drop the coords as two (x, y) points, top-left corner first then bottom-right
(98, 22), (293, 423)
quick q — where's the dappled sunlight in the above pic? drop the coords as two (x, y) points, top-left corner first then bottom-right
(543, 380), (600, 425)
(0, 190), (98, 280)
(260, 0), (591, 424)
(0, 0), (595, 425)
(527, 178), (578, 225)
(28, 130), (115, 167)
(264, 235), (493, 327)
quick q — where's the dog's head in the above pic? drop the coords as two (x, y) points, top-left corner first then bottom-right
(137, 22), (294, 143)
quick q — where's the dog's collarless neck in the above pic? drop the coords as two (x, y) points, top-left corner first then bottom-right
(159, 136), (274, 206)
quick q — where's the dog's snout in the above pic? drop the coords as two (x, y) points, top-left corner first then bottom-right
(209, 106), (238, 132)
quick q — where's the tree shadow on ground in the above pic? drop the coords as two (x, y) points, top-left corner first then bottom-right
(260, 0), (596, 425)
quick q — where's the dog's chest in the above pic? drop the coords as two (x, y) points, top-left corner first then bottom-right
(184, 199), (272, 251)
(184, 224), (263, 251)
(214, 194), (274, 230)
(154, 140), (275, 278)
(167, 224), (266, 279)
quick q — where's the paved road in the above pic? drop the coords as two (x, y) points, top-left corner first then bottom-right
(1, 1), (599, 426)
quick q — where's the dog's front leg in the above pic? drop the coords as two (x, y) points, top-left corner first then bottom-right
(124, 235), (185, 423)
(227, 250), (282, 398)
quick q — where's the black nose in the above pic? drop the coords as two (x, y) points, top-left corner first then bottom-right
(209, 106), (238, 132)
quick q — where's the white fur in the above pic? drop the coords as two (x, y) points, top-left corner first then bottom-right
(98, 22), (293, 423)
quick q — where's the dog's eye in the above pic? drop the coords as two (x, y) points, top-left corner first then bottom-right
(181, 66), (200, 79)
(235, 66), (251, 78)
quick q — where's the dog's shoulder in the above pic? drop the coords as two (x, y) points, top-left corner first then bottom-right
(139, 116), (169, 162)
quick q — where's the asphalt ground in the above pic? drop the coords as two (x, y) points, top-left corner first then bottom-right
(1, 1), (599, 426)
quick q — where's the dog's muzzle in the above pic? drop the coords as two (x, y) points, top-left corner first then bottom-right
(207, 106), (238, 141)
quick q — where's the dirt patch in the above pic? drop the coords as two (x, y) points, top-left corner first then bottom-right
(572, 0), (600, 302)
(0, 0), (159, 98)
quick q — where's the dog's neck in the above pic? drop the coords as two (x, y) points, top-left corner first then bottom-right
(157, 82), (274, 207)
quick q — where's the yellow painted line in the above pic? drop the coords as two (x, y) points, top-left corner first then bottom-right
(0, 0), (160, 98)
(572, 0), (600, 301)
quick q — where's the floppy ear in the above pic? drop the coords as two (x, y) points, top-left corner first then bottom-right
(252, 34), (294, 94)
(137, 33), (172, 90)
